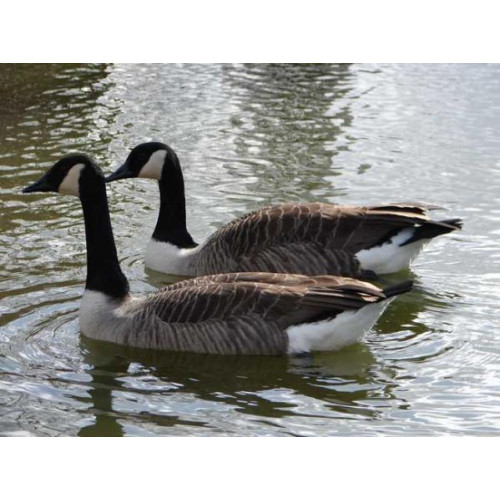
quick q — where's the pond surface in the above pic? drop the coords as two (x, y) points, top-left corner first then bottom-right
(1, 63), (499, 436)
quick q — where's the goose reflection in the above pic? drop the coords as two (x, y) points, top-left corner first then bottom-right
(374, 272), (455, 336)
(77, 337), (392, 436)
(77, 359), (127, 437)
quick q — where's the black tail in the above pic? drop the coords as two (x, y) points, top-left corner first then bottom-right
(382, 280), (413, 299)
(401, 218), (463, 246)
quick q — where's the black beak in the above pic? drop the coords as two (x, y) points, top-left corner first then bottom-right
(22, 176), (53, 193)
(105, 163), (134, 183)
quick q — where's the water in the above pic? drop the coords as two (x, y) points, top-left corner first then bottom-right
(1, 63), (499, 436)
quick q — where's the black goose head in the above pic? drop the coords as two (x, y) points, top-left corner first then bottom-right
(23, 154), (103, 197)
(105, 142), (179, 183)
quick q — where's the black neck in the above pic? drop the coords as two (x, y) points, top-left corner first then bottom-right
(79, 171), (129, 300)
(151, 159), (197, 249)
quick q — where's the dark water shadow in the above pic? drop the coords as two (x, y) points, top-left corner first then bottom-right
(143, 267), (188, 290)
(76, 335), (398, 436)
(374, 271), (456, 335)
(0, 63), (115, 162)
(76, 358), (127, 437)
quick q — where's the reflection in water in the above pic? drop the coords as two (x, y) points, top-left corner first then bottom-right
(77, 360), (127, 437)
(219, 64), (354, 205)
(375, 273), (453, 335)
(0, 64), (114, 169)
(77, 338), (387, 436)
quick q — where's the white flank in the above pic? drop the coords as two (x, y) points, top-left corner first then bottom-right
(59, 163), (85, 196)
(145, 239), (201, 275)
(138, 149), (167, 180)
(355, 228), (429, 274)
(286, 301), (390, 354)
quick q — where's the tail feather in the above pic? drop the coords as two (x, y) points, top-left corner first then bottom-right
(370, 202), (444, 213)
(400, 218), (463, 247)
(441, 218), (463, 229)
(382, 280), (413, 299)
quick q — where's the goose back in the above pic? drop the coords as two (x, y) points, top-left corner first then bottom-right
(189, 202), (461, 277)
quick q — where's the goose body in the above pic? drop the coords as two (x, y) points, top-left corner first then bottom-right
(106, 142), (463, 278)
(23, 154), (412, 355)
(79, 272), (408, 354)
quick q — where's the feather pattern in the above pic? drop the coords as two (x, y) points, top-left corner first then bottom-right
(185, 202), (462, 277)
(81, 272), (408, 355)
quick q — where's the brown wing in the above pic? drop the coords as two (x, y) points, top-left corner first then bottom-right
(203, 202), (431, 251)
(142, 272), (385, 326)
(120, 273), (410, 355)
(196, 202), (457, 275)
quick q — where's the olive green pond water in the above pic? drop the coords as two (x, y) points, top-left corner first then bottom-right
(0, 63), (499, 436)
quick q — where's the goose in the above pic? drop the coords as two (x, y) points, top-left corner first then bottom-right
(105, 142), (463, 278)
(23, 154), (412, 355)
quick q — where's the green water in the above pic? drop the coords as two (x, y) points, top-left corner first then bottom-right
(1, 63), (498, 436)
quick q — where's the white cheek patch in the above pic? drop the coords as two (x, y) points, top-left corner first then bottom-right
(138, 149), (167, 180)
(59, 163), (85, 196)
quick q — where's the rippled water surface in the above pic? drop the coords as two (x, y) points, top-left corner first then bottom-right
(1, 63), (499, 436)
